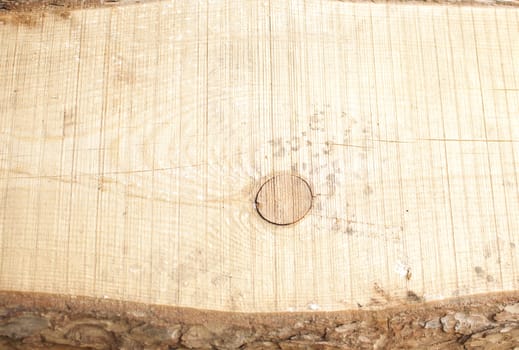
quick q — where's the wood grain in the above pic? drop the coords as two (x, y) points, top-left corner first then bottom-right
(0, 0), (518, 313)
(255, 174), (313, 225)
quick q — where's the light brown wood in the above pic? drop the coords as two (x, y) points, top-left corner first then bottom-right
(255, 174), (313, 225)
(0, 0), (518, 314)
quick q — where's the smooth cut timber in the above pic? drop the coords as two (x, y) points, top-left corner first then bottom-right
(0, 0), (519, 316)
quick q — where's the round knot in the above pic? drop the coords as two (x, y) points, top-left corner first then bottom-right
(255, 174), (313, 225)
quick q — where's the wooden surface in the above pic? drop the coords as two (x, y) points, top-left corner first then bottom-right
(0, 0), (519, 313)
(255, 174), (313, 225)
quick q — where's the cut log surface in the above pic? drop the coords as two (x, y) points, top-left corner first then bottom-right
(1, 0), (519, 319)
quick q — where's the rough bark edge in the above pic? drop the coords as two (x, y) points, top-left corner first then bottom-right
(1, 290), (519, 349)
(1, 0), (519, 28)
(2, 0), (518, 11)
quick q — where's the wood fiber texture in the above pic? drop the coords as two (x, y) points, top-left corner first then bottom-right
(255, 174), (313, 225)
(1, 0), (519, 315)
